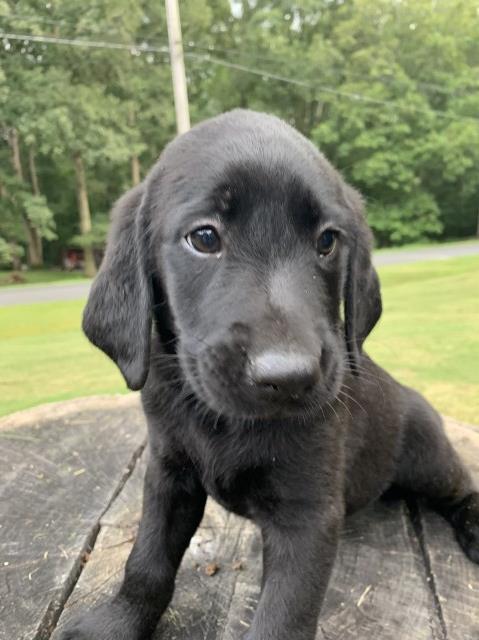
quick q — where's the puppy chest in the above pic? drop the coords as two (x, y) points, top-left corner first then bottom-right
(205, 465), (279, 519)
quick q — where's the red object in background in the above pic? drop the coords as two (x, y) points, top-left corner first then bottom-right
(63, 249), (84, 271)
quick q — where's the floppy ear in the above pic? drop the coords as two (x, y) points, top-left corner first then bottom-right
(82, 185), (152, 390)
(343, 189), (382, 372)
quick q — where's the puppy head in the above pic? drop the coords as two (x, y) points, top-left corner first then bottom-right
(83, 110), (381, 420)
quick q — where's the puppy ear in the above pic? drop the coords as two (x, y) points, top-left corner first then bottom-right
(82, 185), (152, 390)
(343, 188), (382, 372)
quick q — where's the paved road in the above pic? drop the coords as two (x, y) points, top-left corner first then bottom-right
(373, 240), (479, 267)
(0, 280), (91, 307)
(1, 241), (478, 307)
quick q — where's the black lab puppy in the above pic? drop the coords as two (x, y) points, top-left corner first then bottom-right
(63, 110), (479, 640)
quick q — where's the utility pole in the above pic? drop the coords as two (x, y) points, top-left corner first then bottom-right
(165, 0), (190, 134)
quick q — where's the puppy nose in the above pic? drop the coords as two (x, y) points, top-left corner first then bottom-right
(248, 351), (319, 396)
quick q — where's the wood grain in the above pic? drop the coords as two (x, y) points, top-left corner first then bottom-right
(416, 420), (479, 640)
(0, 397), (146, 640)
(52, 465), (444, 639)
(52, 450), (259, 640)
(3, 399), (479, 640)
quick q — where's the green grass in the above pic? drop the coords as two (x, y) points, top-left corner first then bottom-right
(0, 269), (88, 287)
(367, 255), (479, 424)
(0, 255), (478, 422)
(0, 300), (126, 416)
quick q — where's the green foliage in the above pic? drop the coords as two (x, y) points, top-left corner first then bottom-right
(0, 172), (56, 254)
(367, 192), (442, 246)
(0, 236), (23, 267)
(0, 0), (478, 264)
(312, 0), (479, 244)
(22, 193), (57, 240)
(0, 237), (10, 264)
(70, 214), (109, 249)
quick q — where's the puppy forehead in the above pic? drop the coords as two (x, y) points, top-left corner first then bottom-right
(151, 111), (351, 233)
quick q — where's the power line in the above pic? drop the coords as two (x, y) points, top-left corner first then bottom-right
(1, 31), (478, 125)
(3, 13), (478, 97)
(0, 12), (171, 45)
(0, 31), (170, 55)
(0, 13), (72, 27)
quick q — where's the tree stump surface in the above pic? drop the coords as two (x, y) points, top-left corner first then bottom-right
(1, 396), (478, 640)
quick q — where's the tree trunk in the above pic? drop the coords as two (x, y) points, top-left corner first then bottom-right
(131, 154), (141, 186)
(8, 128), (42, 267)
(28, 147), (44, 265)
(73, 152), (97, 277)
(9, 127), (24, 181)
(0, 179), (22, 271)
(11, 253), (22, 271)
(476, 209), (479, 238)
(28, 147), (40, 195)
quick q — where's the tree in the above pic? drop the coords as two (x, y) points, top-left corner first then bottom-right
(309, 0), (479, 244)
(0, 27), (58, 267)
(1, 0), (477, 264)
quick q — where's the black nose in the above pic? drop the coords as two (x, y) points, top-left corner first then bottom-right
(247, 351), (320, 397)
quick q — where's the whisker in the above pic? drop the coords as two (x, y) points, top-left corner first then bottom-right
(338, 390), (368, 416)
(334, 394), (353, 420)
(326, 401), (340, 423)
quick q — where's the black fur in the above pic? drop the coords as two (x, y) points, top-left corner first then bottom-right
(64, 110), (479, 640)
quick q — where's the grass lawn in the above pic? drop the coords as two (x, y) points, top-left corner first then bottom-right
(0, 268), (88, 287)
(0, 255), (478, 422)
(0, 300), (126, 416)
(367, 255), (479, 424)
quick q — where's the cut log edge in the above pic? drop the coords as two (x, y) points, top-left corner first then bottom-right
(405, 498), (449, 640)
(33, 439), (147, 640)
(0, 394), (140, 431)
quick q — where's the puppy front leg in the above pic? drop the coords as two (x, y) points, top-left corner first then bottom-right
(247, 509), (342, 640)
(60, 455), (207, 640)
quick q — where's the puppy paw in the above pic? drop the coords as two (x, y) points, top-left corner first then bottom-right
(58, 600), (145, 640)
(451, 492), (479, 564)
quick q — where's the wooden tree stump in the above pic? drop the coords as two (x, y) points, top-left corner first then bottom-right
(1, 397), (478, 640)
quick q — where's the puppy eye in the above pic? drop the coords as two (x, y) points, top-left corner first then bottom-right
(186, 226), (221, 254)
(317, 229), (337, 257)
